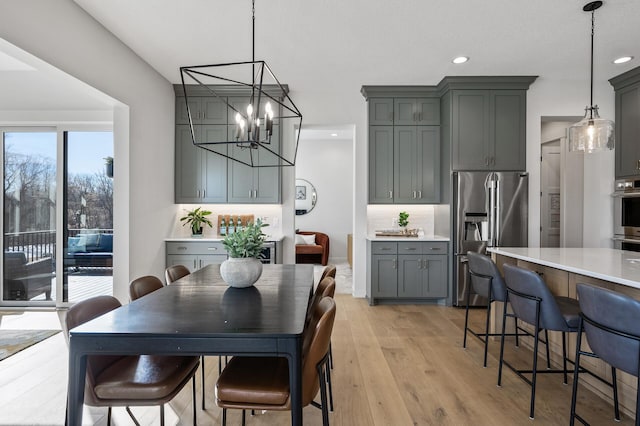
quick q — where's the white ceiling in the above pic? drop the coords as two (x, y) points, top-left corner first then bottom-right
(1, 0), (640, 114)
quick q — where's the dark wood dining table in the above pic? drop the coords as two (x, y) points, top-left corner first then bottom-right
(67, 263), (314, 426)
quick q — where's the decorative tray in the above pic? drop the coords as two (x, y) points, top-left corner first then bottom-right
(375, 229), (419, 237)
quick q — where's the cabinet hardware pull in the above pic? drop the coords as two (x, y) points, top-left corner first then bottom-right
(418, 190), (422, 199)
(249, 190), (253, 197)
(254, 190), (258, 198)
(392, 258), (397, 269)
(380, 247), (391, 251)
(413, 190), (416, 199)
(202, 189), (205, 198)
(405, 247), (416, 251)
(196, 189), (200, 198)
(423, 261), (428, 269)
(637, 159), (640, 170)
(485, 157), (489, 166)
(207, 247), (217, 251)
(193, 259), (197, 269)
(418, 259), (422, 269)
(178, 246), (187, 251)
(389, 191), (393, 199)
(429, 247), (440, 250)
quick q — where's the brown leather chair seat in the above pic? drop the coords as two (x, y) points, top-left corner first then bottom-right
(215, 357), (290, 407)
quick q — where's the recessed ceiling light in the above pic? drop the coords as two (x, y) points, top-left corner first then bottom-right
(613, 56), (633, 64)
(452, 56), (469, 64)
(331, 133), (338, 137)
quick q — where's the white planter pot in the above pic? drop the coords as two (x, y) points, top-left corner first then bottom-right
(220, 257), (263, 288)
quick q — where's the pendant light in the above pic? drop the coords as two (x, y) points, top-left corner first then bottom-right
(180, 0), (302, 167)
(568, 1), (615, 153)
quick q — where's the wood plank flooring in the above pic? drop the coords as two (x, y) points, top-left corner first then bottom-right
(0, 295), (633, 425)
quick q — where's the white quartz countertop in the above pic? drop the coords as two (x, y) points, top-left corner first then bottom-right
(488, 247), (640, 289)
(367, 235), (450, 242)
(166, 235), (284, 242)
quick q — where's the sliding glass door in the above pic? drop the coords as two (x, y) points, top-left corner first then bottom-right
(2, 131), (57, 305)
(1, 129), (113, 306)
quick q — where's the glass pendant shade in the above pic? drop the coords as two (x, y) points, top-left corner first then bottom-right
(568, 106), (615, 153)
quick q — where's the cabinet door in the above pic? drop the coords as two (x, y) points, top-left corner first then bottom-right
(423, 255), (448, 298)
(369, 126), (394, 203)
(253, 126), (281, 203)
(394, 126), (419, 203)
(417, 126), (441, 203)
(176, 96), (199, 125)
(616, 84), (640, 178)
(167, 254), (198, 272)
(394, 98), (418, 125)
(369, 98), (394, 125)
(490, 90), (526, 171)
(200, 98), (227, 125)
(451, 90), (490, 170)
(201, 125), (228, 203)
(371, 255), (397, 297)
(197, 254), (228, 269)
(398, 254), (422, 297)
(175, 125), (203, 202)
(227, 145), (255, 203)
(416, 98), (440, 125)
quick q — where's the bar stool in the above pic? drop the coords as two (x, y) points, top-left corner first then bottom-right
(570, 283), (635, 425)
(499, 263), (581, 419)
(464, 252), (520, 367)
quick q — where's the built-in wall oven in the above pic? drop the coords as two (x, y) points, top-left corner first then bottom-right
(613, 178), (640, 252)
(260, 241), (276, 264)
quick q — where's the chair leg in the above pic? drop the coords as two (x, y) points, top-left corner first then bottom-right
(483, 296), (492, 367)
(463, 278), (472, 349)
(241, 409), (246, 426)
(192, 375), (197, 426)
(126, 406), (141, 426)
(160, 405), (165, 426)
(569, 326), (583, 426)
(497, 300), (508, 387)
(530, 325), (540, 419)
(329, 341), (334, 370)
(222, 408), (227, 426)
(562, 332), (568, 384)
(107, 407), (112, 426)
(514, 307), (519, 347)
(318, 362), (330, 426)
(326, 358), (334, 411)
(201, 356), (206, 410)
(612, 367), (620, 421)
(544, 329), (551, 369)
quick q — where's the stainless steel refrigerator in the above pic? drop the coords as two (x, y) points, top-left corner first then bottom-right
(452, 171), (528, 306)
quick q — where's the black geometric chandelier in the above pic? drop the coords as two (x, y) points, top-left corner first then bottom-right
(180, 0), (302, 167)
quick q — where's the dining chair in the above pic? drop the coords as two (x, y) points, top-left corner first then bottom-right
(129, 274), (209, 410)
(498, 264), (581, 419)
(129, 275), (164, 300)
(165, 264), (191, 284)
(215, 297), (336, 426)
(570, 283), (635, 425)
(319, 264), (337, 283)
(64, 295), (199, 426)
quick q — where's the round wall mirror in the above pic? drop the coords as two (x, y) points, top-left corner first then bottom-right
(295, 179), (317, 215)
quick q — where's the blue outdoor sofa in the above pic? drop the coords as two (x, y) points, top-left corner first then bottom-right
(66, 233), (113, 268)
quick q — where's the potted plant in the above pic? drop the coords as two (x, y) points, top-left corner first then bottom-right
(180, 207), (213, 237)
(220, 218), (268, 288)
(398, 211), (409, 232)
(104, 156), (114, 178)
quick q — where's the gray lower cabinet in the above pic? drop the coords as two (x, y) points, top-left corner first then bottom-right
(370, 241), (448, 303)
(610, 66), (640, 178)
(175, 125), (228, 203)
(166, 241), (227, 272)
(450, 89), (526, 171)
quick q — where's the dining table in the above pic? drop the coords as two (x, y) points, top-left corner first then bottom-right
(67, 263), (315, 426)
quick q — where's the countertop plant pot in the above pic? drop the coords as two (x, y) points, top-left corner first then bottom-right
(220, 257), (263, 288)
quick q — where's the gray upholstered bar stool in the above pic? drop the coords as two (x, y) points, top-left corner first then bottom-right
(499, 263), (582, 419)
(464, 252), (520, 367)
(570, 283), (635, 425)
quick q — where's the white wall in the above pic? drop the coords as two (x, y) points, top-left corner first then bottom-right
(295, 136), (354, 263)
(0, 0), (175, 302)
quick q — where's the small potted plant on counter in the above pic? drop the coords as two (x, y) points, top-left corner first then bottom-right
(180, 207), (213, 237)
(220, 218), (268, 288)
(398, 211), (409, 233)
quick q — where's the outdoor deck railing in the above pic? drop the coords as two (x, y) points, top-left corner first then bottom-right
(3, 229), (113, 263)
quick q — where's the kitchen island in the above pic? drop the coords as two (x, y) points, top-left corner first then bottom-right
(488, 247), (640, 417)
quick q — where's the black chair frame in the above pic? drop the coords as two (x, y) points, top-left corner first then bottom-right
(498, 286), (576, 419)
(220, 351), (332, 426)
(463, 269), (524, 367)
(570, 314), (632, 426)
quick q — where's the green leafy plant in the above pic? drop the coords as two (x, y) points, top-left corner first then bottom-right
(398, 211), (409, 228)
(222, 218), (268, 258)
(180, 207), (213, 235)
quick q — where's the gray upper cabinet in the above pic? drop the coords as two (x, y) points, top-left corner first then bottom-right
(176, 96), (227, 125)
(451, 89), (526, 171)
(175, 125), (227, 203)
(394, 98), (440, 126)
(364, 90), (441, 204)
(394, 126), (441, 203)
(610, 66), (640, 178)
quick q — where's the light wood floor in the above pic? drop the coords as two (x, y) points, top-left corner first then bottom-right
(0, 295), (633, 425)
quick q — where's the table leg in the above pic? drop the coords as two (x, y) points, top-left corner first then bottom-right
(287, 339), (303, 426)
(67, 343), (87, 426)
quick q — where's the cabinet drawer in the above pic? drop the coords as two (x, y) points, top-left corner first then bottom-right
(167, 241), (225, 255)
(398, 242), (422, 253)
(422, 242), (448, 253)
(371, 242), (397, 255)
